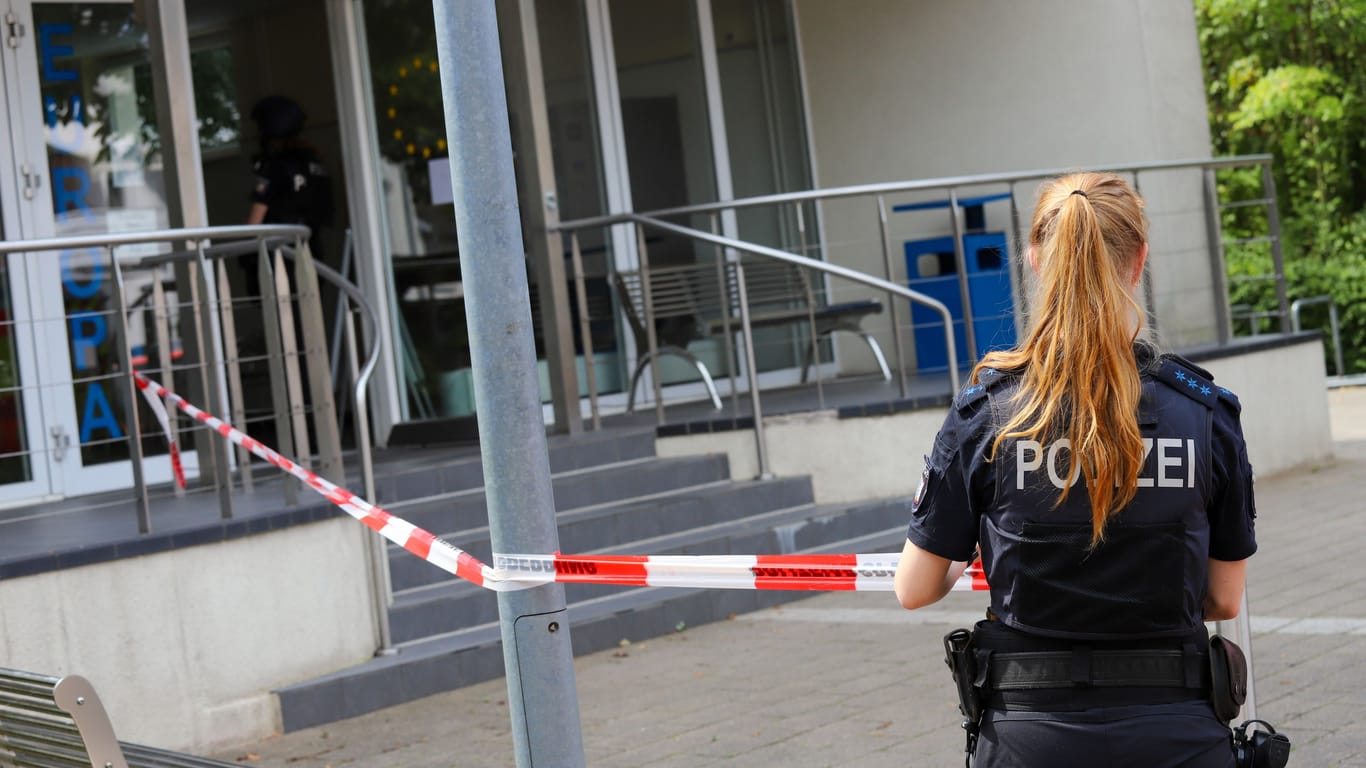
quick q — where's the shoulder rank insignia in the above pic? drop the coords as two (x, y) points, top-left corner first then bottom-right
(955, 366), (1015, 412)
(1155, 354), (1240, 412)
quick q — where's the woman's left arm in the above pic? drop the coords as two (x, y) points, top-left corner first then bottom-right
(1204, 557), (1247, 620)
(894, 539), (971, 610)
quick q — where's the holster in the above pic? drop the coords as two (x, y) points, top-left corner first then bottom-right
(944, 628), (983, 727)
(1209, 635), (1248, 722)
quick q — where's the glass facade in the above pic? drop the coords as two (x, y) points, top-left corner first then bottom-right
(361, 0), (621, 420)
(0, 0), (818, 502)
(711, 0), (821, 374)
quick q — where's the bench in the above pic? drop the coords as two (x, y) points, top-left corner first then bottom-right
(613, 258), (891, 411)
(0, 666), (237, 768)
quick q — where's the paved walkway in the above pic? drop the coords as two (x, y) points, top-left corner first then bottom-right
(216, 388), (1366, 767)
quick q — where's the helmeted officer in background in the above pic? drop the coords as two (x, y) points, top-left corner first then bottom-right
(894, 173), (1260, 767)
(243, 95), (333, 295)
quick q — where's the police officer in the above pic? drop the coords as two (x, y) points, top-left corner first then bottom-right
(894, 173), (1256, 767)
(243, 95), (333, 295)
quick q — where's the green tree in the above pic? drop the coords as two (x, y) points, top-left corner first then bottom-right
(1195, 0), (1366, 372)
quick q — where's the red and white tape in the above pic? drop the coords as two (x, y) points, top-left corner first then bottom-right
(131, 371), (988, 594)
(134, 377), (186, 489)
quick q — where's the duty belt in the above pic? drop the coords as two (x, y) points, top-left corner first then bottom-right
(988, 647), (1207, 690)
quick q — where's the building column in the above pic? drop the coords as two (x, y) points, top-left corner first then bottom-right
(325, 0), (404, 445)
(497, 0), (582, 435)
(144, 0), (227, 489)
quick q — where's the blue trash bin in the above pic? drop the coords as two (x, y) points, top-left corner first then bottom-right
(897, 194), (1017, 372)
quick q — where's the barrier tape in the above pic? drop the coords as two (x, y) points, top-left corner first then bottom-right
(130, 372), (988, 594)
(133, 377), (186, 489)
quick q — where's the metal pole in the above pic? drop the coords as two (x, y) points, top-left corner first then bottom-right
(876, 195), (909, 397)
(1216, 593), (1258, 721)
(948, 190), (977, 367)
(108, 248), (150, 532)
(195, 242), (234, 518)
(347, 306), (394, 657)
(1291, 296), (1345, 377)
(1007, 183), (1028, 328)
(1130, 174), (1159, 335)
(733, 262), (771, 479)
(502, 0), (581, 437)
(711, 211), (740, 413)
(150, 275), (182, 498)
(568, 233), (601, 430)
(217, 259), (253, 493)
(1330, 302), (1345, 377)
(431, 4), (585, 766)
(637, 224), (665, 423)
(1261, 164), (1291, 334)
(329, 230), (355, 389)
(1202, 169), (1234, 344)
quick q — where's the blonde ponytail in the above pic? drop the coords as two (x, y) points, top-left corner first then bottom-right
(976, 173), (1149, 545)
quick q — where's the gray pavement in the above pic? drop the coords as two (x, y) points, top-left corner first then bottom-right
(216, 388), (1366, 767)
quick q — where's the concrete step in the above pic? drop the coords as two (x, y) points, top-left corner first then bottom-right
(387, 488), (884, 643)
(370, 425), (658, 505)
(387, 473), (813, 594)
(387, 495), (904, 644)
(275, 496), (910, 730)
(381, 453), (734, 552)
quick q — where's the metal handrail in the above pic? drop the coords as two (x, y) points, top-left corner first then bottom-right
(5, 224), (390, 655)
(552, 154), (1286, 480)
(0, 224), (310, 254)
(3, 223), (382, 506)
(628, 213), (960, 392)
(1290, 295), (1345, 376)
(625, 214), (960, 478)
(554, 155), (1275, 229)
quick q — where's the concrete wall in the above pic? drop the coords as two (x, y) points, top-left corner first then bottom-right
(0, 519), (377, 755)
(1199, 339), (1335, 477)
(792, 0), (1221, 369)
(660, 337), (1332, 502)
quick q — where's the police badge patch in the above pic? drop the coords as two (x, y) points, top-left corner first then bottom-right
(912, 456), (931, 512)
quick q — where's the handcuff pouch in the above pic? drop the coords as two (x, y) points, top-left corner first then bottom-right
(1209, 635), (1248, 722)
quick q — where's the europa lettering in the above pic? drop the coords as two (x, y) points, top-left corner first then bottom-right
(42, 23), (120, 445)
(1016, 437), (1196, 490)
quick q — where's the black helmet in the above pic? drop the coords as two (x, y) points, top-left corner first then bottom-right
(251, 95), (306, 138)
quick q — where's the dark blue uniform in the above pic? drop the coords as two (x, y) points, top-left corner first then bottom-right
(250, 147), (333, 231)
(244, 146), (333, 296)
(907, 347), (1256, 767)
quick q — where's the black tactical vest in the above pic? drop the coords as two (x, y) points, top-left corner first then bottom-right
(968, 355), (1236, 641)
(252, 147), (334, 228)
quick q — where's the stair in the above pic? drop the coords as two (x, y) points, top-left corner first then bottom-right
(275, 425), (909, 731)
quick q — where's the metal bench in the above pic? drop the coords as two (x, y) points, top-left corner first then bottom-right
(614, 258), (891, 411)
(0, 666), (237, 768)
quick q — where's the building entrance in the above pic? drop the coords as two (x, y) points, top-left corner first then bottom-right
(0, 0), (192, 505)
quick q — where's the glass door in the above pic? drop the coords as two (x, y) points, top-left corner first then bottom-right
(0, 0), (61, 505)
(3, 0), (192, 499)
(0, 150), (53, 504)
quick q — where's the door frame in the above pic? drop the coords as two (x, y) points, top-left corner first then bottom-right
(2, 0), (198, 500)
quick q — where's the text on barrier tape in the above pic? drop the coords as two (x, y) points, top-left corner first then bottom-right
(131, 372), (988, 594)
